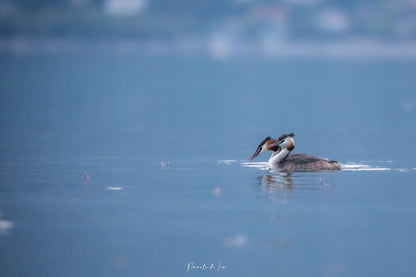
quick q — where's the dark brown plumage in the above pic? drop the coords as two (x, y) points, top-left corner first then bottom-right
(274, 153), (342, 171)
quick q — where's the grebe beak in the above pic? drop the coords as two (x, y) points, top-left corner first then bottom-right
(248, 147), (261, 161)
(248, 136), (276, 161)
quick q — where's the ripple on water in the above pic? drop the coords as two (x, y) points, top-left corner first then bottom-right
(217, 160), (237, 165)
(238, 160), (413, 172)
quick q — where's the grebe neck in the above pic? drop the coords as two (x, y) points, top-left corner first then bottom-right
(269, 148), (290, 167)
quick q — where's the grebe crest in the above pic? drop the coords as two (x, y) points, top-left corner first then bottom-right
(274, 133), (295, 151)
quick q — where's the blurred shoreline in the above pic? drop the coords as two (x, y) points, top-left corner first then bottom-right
(2, 37), (416, 60)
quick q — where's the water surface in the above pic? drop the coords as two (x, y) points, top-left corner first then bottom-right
(0, 54), (415, 277)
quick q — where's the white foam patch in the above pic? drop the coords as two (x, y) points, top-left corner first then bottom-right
(213, 188), (221, 197)
(217, 160), (237, 165)
(343, 164), (391, 171)
(0, 219), (14, 235)
(240, 161), (269, 170)
(223, 233), (248, 248)
(106, 186), (123, 191)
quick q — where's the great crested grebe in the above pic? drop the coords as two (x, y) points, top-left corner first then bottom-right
(248, 133), (342, 171)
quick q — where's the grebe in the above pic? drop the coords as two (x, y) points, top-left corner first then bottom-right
(248, 133), (342, 171)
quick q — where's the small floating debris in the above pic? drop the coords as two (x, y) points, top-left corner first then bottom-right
(83, 172), (90, 181)
(161, 161), (170, 169)
(106, 186), (123, 191)
(213, 188), (221, 197)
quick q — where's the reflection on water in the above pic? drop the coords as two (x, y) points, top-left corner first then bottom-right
(257, 172), (295, 192)
(256, 171), (332, 194)
(241, 160), (416, 195)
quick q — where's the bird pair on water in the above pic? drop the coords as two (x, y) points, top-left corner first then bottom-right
(248, 133), (342, 171)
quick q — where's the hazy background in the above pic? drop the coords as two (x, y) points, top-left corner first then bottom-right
(1, 0), (416, 57)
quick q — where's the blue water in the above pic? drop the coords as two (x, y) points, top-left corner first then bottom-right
(0, 53), (416, 277)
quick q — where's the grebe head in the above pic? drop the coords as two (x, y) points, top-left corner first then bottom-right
(248, 136), (278, 161)
(270, 133), (295, 151)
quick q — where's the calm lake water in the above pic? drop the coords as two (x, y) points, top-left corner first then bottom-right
(0, 53), (415, 277)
